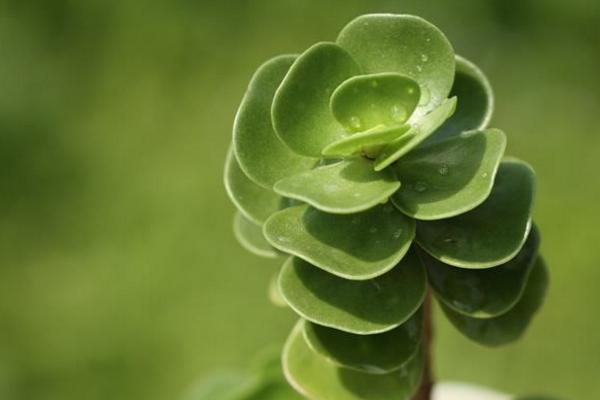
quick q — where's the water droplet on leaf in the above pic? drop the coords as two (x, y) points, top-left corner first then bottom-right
(414, 181), (427, 192)
(390, 104), (407, 123)
(349, 116), (362, 131)
(438, 164), (449, 175)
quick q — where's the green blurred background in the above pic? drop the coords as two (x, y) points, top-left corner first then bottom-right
(0, 0), (598, 399)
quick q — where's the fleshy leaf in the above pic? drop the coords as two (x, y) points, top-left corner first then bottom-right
(425, 55), (494, 145)
(233, 212), (278, 258)
(337, 14), (455, 118)
(224, 148), (282, 224)
(322, 124), (411, 158)
(416, 159), (535, 268)
(273, 158), (401, 214)
(440, 257), (548, 346)
(268, 274), (288, 308)
(284, 321), (423, 400)
(233, 55), (317, 189)
(374, 97), (457, 171)
(264, 204), (415, 280)
(422, 226), (540, 318)
(391, 129), (506, 220)
(272, 42), (361, 157)
(303, 307), (422, 374)
(330, 73), (420, 132)
(278, 254), (426, 334)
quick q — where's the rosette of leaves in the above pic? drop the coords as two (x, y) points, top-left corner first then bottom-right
(225, 14), (547, 400)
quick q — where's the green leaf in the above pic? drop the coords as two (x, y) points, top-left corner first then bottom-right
(278, 253), (426, 334)
(322, 124), (410, 158)
(330, 73), (420, 132)
(269, 273), (288, 308)
(440, 257), (548, 346)
(303, 307), (422, 374)
(337, 14), (455, 119)
(272, 42), (361, 157)
(416, 159), (535, 268)
(264, 204), (415, 280)
(224, 148), (282, 224)
(283, 320), (423, 400)
(391, 129), (506, 220)
(233, 212), (278, 258)
(273, 158), (401, 214)
(374, 97), (457, 171)
(233, 55), (317, 189)
(422, 226), (540, 318)
(425, 55), (494, 145)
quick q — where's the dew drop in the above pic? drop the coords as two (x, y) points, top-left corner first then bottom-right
(349, 116), (362, 130)
(407, 87), (416, 95)
(370, 80), (379, 88)
(421, 54), (429, 62)
(393, 229), (403, 239)
(438, 164), (449, 175)
(426, 37), (432, 43)
(414, 181), (428, 193)
(390, 104), (407, 123)
(416, 65), (423, 72)
(353, 192), (361, 198)
(481, 172), (489, 178)
(369, 227), (378, 233)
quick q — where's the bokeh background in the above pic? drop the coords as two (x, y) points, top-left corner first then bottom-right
(1, 0), (599, 399)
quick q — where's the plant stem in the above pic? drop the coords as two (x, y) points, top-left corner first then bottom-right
(411, 290), (433, 400)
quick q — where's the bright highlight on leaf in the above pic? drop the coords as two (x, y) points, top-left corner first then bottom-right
(321, 124), (411, 158)
(330, 73), (420, 132)
(264, 204), (415, 280)
(278, 254), (426, 334)
(273, 158), (400, 214)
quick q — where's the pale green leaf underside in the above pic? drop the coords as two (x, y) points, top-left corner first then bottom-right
(268, 274), (288, 308)
(272, 42), (361, 157)
(337, 14), (455, 119)
(233, 55), (316, 189)
(330, 73), (420, 132)
(224, 148), (282, 225)
(303, 307), (422, 374)
(416, 159), (535, 268)
(264, 204), (415, 280)
(233, 212), (278, 259)
(274, 158), (401, 214)
(423, 226), (540, 318)
(440, 257), (548, 346)
(374, 97), (457, 171)
(278, 254), (426, 334)
(425, 55), (494, 145)
(284, 321), (423, 400)
(392, 129), (506, 220)
(322, 124), (410, 158)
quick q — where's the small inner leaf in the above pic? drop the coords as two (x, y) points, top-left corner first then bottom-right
(440, 257), (548, 347)
(283, 321), (424, 400)
(330, 73), (420, 132)
(233, 212), (278, 259)
(272, 42), (361, 157)
(422, 226), (540, 318)
(264, 204), (415, 280)
(416, 159), (536, 269)
(303, 307), (422, 374)
(374, 97), (457, 171)
(273, 158), (401, 214)
(392, 129), (506, 220)
(322, 124), (411, 158)
(224, 148), (282, 225)
(278, 254), (426, 334)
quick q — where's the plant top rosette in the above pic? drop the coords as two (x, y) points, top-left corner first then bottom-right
(225, 14), (547, 400)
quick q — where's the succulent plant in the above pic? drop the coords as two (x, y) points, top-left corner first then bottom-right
(224, 13), (547, 400)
